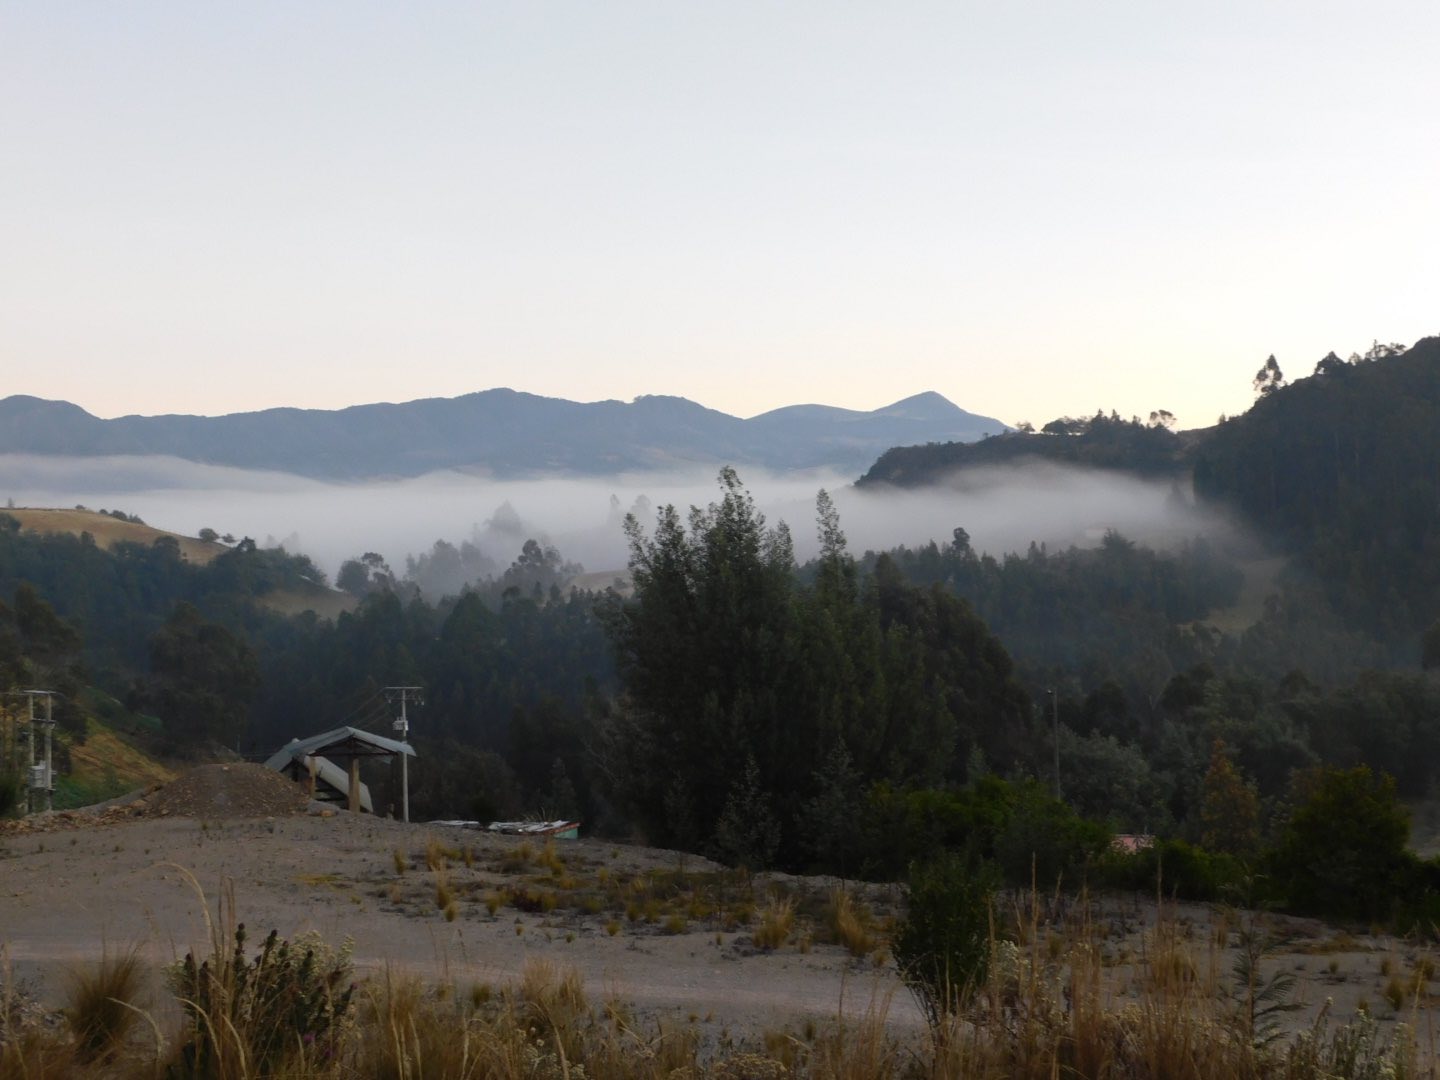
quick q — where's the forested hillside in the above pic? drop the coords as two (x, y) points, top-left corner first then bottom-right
(860, 337), (1440, 649)
(858, 410), (1187, 486)
(1193, 336), (1440, 640)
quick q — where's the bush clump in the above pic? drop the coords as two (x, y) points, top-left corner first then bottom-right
(169, 922), (354, 1075)
(892, 851), (997, 1026)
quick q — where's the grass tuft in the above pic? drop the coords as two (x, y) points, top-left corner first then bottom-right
(64, 944), (145, 1062)
(424, 834), (446, 872)
(752, 896), (796, 951)
(828, 888), (879, 958)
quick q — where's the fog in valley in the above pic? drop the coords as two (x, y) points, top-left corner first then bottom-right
(1, 454), (1240, 595)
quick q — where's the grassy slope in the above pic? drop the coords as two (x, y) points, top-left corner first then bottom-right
(1198, 555), (1287, 635)
(7, 507), (227, 564)
(40, 689), (175, 809)
(54, 716), (176, 809)
(8, 506), (356, 618)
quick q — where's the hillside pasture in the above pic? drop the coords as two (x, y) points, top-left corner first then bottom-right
(5, 507), (226, 565)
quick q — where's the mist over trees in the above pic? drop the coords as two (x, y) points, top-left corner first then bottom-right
(336, 509), (585, 606)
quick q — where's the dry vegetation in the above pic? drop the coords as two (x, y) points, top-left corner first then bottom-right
(4, 873), (1435, 1079)
(63, 719), (176, 792)
(374, 833), (895, 964)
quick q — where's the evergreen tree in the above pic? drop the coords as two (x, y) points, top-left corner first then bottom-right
(1198, 739), (1260, 858)
(1253, 354), (1286, 397)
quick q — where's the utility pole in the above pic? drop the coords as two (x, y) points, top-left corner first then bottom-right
(385, 686), (422, 824)
(19, 691), (55, 814)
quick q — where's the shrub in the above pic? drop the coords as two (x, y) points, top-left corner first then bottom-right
(861, 778), (1108, 888)
(168, 922), (354, 1076)
(1094, 838), (1246, 902)
(859, 780), (1014, 879)
(892, 851), (996, 1026)
(1269, 765), (1411, 922)
(992, 784), (1109, 887)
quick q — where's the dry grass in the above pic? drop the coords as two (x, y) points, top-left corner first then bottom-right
(0, 1028), (79, 1079)
(65, 718), (176, 794)
(354, 971), (494, 1080)
(424, 834), (446, 872)
(434, 866), (454, 912)
(828, 888), (880, 958)
(5, 508), (222, 564)
(4, 932), (1431, 1080)
(753, 895), (797, 950)
(3, 874), (1436, 1079)
(63, 943), (147, 1063)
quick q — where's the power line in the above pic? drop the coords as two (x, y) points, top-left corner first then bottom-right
(334, 687), (389, 727)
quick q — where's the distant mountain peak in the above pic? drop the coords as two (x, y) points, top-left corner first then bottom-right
(876, 391), (966, 419)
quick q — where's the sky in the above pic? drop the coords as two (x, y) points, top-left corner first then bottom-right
(3, 2), (1437, 432)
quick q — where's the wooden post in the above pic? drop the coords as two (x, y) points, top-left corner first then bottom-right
(348, 757), (361, 813)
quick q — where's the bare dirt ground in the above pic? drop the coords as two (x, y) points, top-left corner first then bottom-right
(3, 766), (1438, 1050)
(0, 800), (914, 1043)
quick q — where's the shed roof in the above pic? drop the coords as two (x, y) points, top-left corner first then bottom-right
(262, 726), (414, 770)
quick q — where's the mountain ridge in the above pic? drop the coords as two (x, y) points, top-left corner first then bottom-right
(0, 388), (1007, 480)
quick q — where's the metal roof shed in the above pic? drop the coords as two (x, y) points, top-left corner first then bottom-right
(264, 726), (415, 814)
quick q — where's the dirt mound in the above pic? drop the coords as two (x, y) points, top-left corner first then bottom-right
(0, 764), (315, 834)
(144, 763), (310, 819)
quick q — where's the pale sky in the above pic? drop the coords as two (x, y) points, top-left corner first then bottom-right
(3, 2), (1437, 432)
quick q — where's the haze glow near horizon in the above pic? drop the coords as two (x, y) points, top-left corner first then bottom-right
(2, 4), (1437, 431)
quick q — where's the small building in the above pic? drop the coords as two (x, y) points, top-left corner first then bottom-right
(1111, 833), (1156, 855)
(264, 726), (415, 814)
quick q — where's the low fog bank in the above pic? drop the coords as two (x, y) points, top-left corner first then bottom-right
(0, 455), (1246, 589)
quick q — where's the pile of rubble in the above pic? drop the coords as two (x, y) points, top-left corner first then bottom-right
(0, 763), (312, 834)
